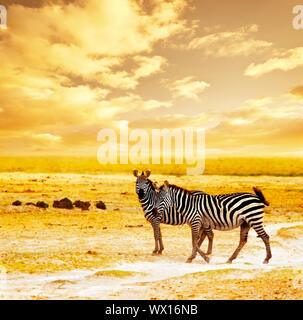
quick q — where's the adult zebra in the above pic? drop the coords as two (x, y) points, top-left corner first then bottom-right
(155, 181), (272, 264)
(133, 169), (212, 262)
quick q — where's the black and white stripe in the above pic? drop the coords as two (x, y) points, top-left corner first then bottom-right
(156, 181), (272, 264)
(133, 170), (212, 258)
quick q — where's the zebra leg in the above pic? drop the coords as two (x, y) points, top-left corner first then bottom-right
(194, 239), (210, 263)
(198, 227), (207, 247)
(205, 227), (214, 255)
(227, 222), (250, 263)
(187, 224), (209, 263)
(158, 227), (164, 254)
(186, 230), (198, 263)
(253, 225), (272, 264)
(151, 221), (161, 255)
(260, 233), (272, 264)
(197, 227), (213, 255)
(198, 218), (214, 255)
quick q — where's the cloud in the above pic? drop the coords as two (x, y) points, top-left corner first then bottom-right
(3, 0), (189, 55)
(187, 24), (272, 57)
(208, 116), (303, 152)
(245, 47), (303, 77)
(3, 1), (78, 8)
(0, 85), (111, 135)
(129, 112), (220, 129)
(228, 95), (303, 122)
(243, 96), (273, 108)
(33, 133), (62, 142)
(0, 0), (189, 91)
(129, 94), (303, 155)
(170, 76), (210, 100)
(97, 94), (172, 115)
(0, 88), (173, 155)
(56, 55), (167, 90)
(133, 55), (167, 79)
(202, 25), (221, 33)
(1, 1), (302, 157)
(289, 85), (303, 99)
(0, 85), (172, 131)
(0, 0), (190, 154)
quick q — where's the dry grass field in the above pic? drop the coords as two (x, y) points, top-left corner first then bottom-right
(0, 157), (303, 299)
(1, 156), (303, 176)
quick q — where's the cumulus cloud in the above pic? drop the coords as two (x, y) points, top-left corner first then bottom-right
(0, 0), (185, 90)
(187, 24), (272, 57)
(170, 77), (210, 100)
(1, 1), (302, 156)
(0, 0), (189, 87)
(245, 47), (303, 77)
(129, 94), (303, 155)
(0, 0), (189, 154)
(133, 55), (167, 79)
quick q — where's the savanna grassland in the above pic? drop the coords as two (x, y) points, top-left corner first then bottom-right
(0, 157), (303, 300)
(1, 156), (303, 176)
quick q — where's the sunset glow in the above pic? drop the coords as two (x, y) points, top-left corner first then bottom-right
(0, 0), (302, 157)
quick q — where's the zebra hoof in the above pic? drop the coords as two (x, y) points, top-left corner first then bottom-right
(263, 259), (269, 264)
(226, 259), (233, 264)
(186, 258), (193, 263)
(152, 251), (161, 256)
(204, 256), (210, 263)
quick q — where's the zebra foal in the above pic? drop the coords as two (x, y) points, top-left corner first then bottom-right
(155, 181), (272, 264)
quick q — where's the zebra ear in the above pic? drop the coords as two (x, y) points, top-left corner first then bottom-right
(133, 169), (138, 177)
(164, 180), (169, 190)
(152, 181), (159, 191)
(145, 169), (151, 177)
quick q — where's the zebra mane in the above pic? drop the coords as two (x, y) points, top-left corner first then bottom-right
(161, 183), (193, 195)
(146, 178), (156, 191)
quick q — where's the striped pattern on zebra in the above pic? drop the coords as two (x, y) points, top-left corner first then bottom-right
(133, 170), (212, 259)
(155, 181), (272, 264)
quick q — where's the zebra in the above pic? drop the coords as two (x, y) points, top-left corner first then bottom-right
(133, 169), (212, 261)
(155, 180), (272, 264)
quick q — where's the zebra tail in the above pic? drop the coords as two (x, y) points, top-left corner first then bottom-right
(253, 187), (270, 206)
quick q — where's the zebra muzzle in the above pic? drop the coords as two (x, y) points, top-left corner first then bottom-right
(138, 189), (145, 199)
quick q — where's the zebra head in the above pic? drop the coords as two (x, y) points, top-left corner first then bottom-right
(133, 169), (152, 200)
(155, 180), (173, 216)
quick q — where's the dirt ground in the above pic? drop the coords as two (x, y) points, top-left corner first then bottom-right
(0, 172), (303, 300)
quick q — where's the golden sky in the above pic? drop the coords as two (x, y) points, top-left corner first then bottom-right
(0, 0), (303, 157)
